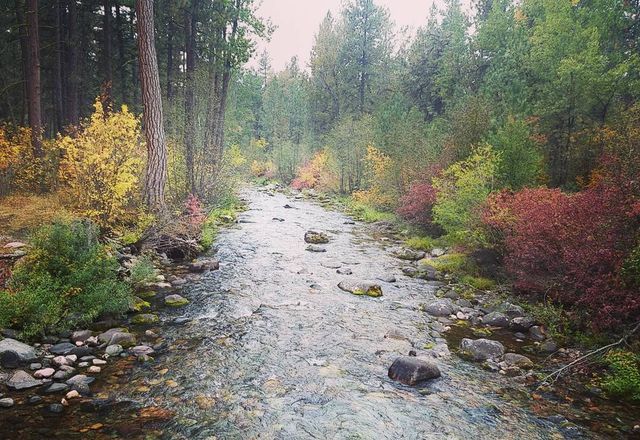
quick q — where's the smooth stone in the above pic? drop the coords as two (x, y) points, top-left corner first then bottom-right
(48, 403), (64, 414)
(29, 363), (42, 370)
(305, 245), (326, 253)
(425, 299), (456, 317)
(188, 259), (220, 273)
(87, 366), (101, 374)
(504, 353), (534, 369)
(92, 359), (107, 366)
(0, 338), (37, 367)
(388, 356), (441, 385)
(66, 374), (95, 387)
(529, 326), (546, 341)
(131, 314), (160, 325)
(511, 316), (536, 332)
(106, 331), (136, 348)
(70, 330), (92, 343)
(97, 328), (128, 344)
(165, 294), (189, 307)
(44, 383), (69, 394)
(52, 356), (70, 367)
(130, 345), (155, 357)
(78, 362), (89, 368)
(337, 280), (383, 297)
(0, 398), (14, 408)
(49, 342), (76, 355)
(28, 396), (43, 404)
(304, 230), (329, 244)
(6, 370), (42, 390)
(459, 338), (505, 362)
(105, 345), (123, 356)
(33, 368), (55, 379)
(65, 390), (80, 399)
(482, 312), (510, 328)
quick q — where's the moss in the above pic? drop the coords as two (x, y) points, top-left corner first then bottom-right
(131, 313), (159, 325)
(423, 342), (435, 350)
(422, 253), (470, 275)
(460, 275), (496, 290)
(405, 236), (436, 251)
(341, 198), (395, 223)
(472, 327), (493, 337)
(601, 350), (640, 401)
(131, 297), (151, 312)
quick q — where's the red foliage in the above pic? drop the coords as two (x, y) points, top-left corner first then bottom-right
(483, 157), (640, 329)
(396, 182), (438, 227)
(184, 194), (206, 227)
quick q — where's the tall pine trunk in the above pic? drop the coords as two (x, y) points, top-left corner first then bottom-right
(25, 0), (42, 156)
(184, 1), (197, 194)
(54, 0), (64, 131)
(136, 0), (167, 210)
(65, 0), (79, 125)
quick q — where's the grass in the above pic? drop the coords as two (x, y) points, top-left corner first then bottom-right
(0, 193), (73, 238)
(460, 274), (496, 290)
(421, 253), (470, 275)
(200, 196), (246, 250)
(405, 236), (436, 251)
(340, 197), (396, 223)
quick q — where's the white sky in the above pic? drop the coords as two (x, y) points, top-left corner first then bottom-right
(250, 0), (473, 72)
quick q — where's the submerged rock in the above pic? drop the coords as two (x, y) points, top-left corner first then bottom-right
(131, 314), (160, 325)
(304, 230), (329, 244)
(165, 294), (189, 307)
(338, 280), (383, 297)
(0, 338), (37, 368)
(482, 312), (510, 328)
(188, 259), (220, 273)
(388, 356), (441, 385)
(392, 248), (426, 261)
(305, 245), (326, 253)
(459, 338), (505, 361)
(424, 299), (456, 317)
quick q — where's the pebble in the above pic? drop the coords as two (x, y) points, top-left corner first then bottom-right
(28, 396), (42, 404)
(65, 390), (80, 399)
(92, 359), (107, 366)
(87, 366), (101, 374)
(0, 398), (14, 408)
(29, 363), (42, 370)
(33, 368), (55, 379)
(48, 403), (64, 414)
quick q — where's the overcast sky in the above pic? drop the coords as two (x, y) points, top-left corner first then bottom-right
(250, 0), (472, 72)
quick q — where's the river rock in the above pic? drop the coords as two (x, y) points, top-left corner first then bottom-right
(305, 245), (326, 253)
(539, 340), (558, 353)
(105, 331), (136, 348)
(165, 294), (189, 307)
(511, 316), (535, 332)
(44, 382), (69, 394)
(482, 312), (510, 328)
(504, 353), (534, 369)
(0, 398), (14, 408)
(48, 403), (64, 414)
(529, 326), (546, 341)
(70, 330), (92, 343)
(33, 368), (55, 379)
(98, 328), (127, 344)
(105, 345), (123, 356)
(188, 259), (220, 273)
(424, 299), (456, 317)
(499, 303), (525, 319)
(392, 248), (426, 261)
(52, 355), (70, 367)
(53, 367), (75, 380)
(0, 338), (37, 368)
(30, 362), (42, 370)
(404, 264), (439, 281)
(337, 280), (383, 297)
(430, 248), (446, 257)
(130, 345), (155, 357)
(377, 275), (396, 283)
(304, 230), (329, 244)
(92, 359), (107, 366)
(459, 338), (505, 361)
(49, 342), (76, 355)
(336, 268), (352, 275)
(388, 356), (441, 385)
(6, 370), (42, 390)
(66, 374), (95, 387)
(87, 366), (101, 374)
(131, 314), (159, 325)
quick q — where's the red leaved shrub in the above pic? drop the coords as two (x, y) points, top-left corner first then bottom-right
(483, 157), (640, 330)
(184, 193), (206, 227)
(397, 182), (438, 227)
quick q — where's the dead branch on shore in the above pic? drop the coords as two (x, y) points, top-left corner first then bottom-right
(537, 321), (640, 387)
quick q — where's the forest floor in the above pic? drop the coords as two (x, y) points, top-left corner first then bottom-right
(0, 185), (638, 439)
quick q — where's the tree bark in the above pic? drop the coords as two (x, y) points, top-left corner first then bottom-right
(136, 0), (167, 210)
(166, 18), (174, 102)
(184, 0), (197, 194)
(14, 0), (28, 126)
(25, 0), (42, 156)
(114, 1), (127, 105)
(102, 0), (113, 107)
(65, 0), (79, 124)
(54, 0), (65, 131)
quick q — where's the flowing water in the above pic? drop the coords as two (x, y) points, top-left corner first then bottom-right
(0, 188), (608, 439)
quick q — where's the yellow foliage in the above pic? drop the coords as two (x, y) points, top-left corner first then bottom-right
(291, 149), (338, 192)
(0, 193), (72, 237)
(227, 144), (247, 168)
(57, 100), (144, 229)
(354, 145), (397, 209)
(251, 159), (276, 178)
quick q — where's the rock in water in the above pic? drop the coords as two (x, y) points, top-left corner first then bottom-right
(50, 342), (76, 355)
(131, 314), (160, 325)
(6, 370), (42, 390)
(388, 357), (441, 386)
(392, 248), (426, 261)
(0, 398), (14, 408)
(424, 299), (456, 317)
(305, 245), (326, 253)
(482, 312), (510, 328)
(188, 259), (220, 273)
(0, 338), (37, 368)
(503, 353), (534, 369)
(338, 280), (383, 297)
(165, 294), (189, 307)
(459, 338), (505, 361)
(304, 230), (329, 244)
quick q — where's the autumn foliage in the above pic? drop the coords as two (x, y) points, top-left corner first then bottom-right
(483, 157), (640, 329)
(291, 149), (338, 192)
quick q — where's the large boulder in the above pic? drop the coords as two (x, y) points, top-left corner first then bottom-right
(388, 357), (441, 386)
(165, 294), (189, 307)
(338, 280), (382, 298)
(424, 299), (456, 317)
(459, 338), (505, 361)
(510, 316), (535, 332)
(482, 312), (510, 328)
(304, 230), (329, 244)
(98, 327), (128, 344)
(6, 370), (42, 390)
(0, 338), (37, 368)
(503, 353), (534, 369)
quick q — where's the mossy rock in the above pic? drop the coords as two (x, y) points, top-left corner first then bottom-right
(338, 280), (383, 298)
(131, 313), (159, 325)
(164, 294), (189, 307)
(137, 290), (157, 299)
(131, 296), (151, 312)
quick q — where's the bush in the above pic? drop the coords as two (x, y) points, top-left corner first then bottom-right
(490, 118), (543, 189)
(432, 144), (500, 244)
(483, 156), (640, 329)
(405, 236), (436, 252)
(291, 149), (338, 192)
(601, 350), (640, 401)
(57, 100), (144, 230)
(397, 182), (438, 228)
(129, 256), (157, 288)
(0, 220), (132, 339)
(353, 146), (398, 209)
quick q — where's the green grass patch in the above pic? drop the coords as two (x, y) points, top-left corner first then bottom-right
(421, 253), (470, 275)
(128, 255), (157, 288)
(343, 198), (395, 223)
(460, 275), (496, 290)
(601, 350), (640, 401)
(405, 236), (436, 251)
(200, 198), (245, 250)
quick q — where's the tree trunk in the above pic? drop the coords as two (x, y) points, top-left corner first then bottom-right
(14, 0), (28, 126)
(115, 1), (127, 105)
(184, 1), (197, 194)
(54, 0), (64, 131)
(136, 0), (167, 210)
(103, 0), (113, 107)
(25, 0), (42, 156)
(166, 18), (174, 102)
(65, 0), (79, 124)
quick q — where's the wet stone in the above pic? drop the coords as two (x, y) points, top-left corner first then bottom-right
(165, 294), (189, 307)
(48, 403), (64, 414)
(482, 312), (510, 328)
(306, 245), (326, 253)
(338, 280), (383, 297)
(44, 383), (69, 394)
(0, 398), (14, 408)
(0, 338), (37, 367)
(6, 370), (42, 390)
(388, 357), (441, 386)
(304, 230), (329, 244)
(49, 342), (76, 355)
(459, 338), (505, 362)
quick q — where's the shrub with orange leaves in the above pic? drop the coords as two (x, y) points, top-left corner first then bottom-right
(57, 99), (144, 230)
(291, 149), (338, 192)
(353, 145), (398, 209)
(250, 159), (276, 179)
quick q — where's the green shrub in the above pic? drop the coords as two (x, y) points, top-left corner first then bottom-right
(0, 220), (132, 339)
(601, 350), (640, 401)
(129, 256), (157, 288)
(522, 301), (568, 342)
(345, 198), (395, 223)
(422, 253), (471, 275)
